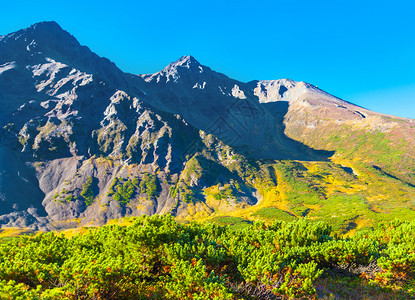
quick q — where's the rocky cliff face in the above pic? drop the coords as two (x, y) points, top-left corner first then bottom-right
(1, 22), (414, 231)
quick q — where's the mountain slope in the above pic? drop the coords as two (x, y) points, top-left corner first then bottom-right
(0, 22), (414, 233)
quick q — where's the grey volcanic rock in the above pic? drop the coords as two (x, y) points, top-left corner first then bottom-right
(0, 145), (48, 229)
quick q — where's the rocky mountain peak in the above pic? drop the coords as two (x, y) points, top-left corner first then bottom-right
(0, 21), (135, 92)
(141, 55), (207, 84)
(168, 55), (201, 69)
(28, 21), (64, 34)
(0, 21), (78, 57)
(1, 21), (63, 41)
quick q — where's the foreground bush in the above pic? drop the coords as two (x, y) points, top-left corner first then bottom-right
(0, 216), (414, 299)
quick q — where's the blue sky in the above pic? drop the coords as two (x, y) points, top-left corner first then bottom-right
(1, 0), (414, 118)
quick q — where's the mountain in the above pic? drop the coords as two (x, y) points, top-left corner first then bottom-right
(0, 22), (414, 232)
(140, 55), (332, 161)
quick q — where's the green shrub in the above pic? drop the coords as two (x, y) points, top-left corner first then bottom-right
(81, 176), (96, 206)
(108, 177), (140, 204)
(140, 173), (158, 198)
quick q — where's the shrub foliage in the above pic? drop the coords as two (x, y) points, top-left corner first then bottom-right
(0, 216), (414, 299)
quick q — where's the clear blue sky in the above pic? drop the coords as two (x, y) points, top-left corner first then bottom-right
(1, 0), (414, 118)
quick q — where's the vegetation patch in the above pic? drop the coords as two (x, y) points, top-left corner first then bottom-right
(253, 207), (297, 222)
(95, 120), (127, 156)
(179, 184), (197, 203)
(140, 173), (158, 198)
(52, 188), (77, 204)
(107, 177), (140, 205)
(80, 176), (97, 206)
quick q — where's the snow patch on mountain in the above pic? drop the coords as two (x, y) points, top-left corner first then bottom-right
(218, 86), (227, 95)
(26, 39), (36, 51)
(193, 82), (206, 89)
(231, 84), (247, 99)
(31, 58), (68, 92)
(0, 61), (16, 75)
(253, 79), (296, 103)
(30, 58), (93, 96)
(31, 57), (67, 76)
(54, 68), (93, 89)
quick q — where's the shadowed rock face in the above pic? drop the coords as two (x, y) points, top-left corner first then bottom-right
(0, 145), (49, 230)
(0, 146), (45, 215)
(0, 22), (414, 230)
